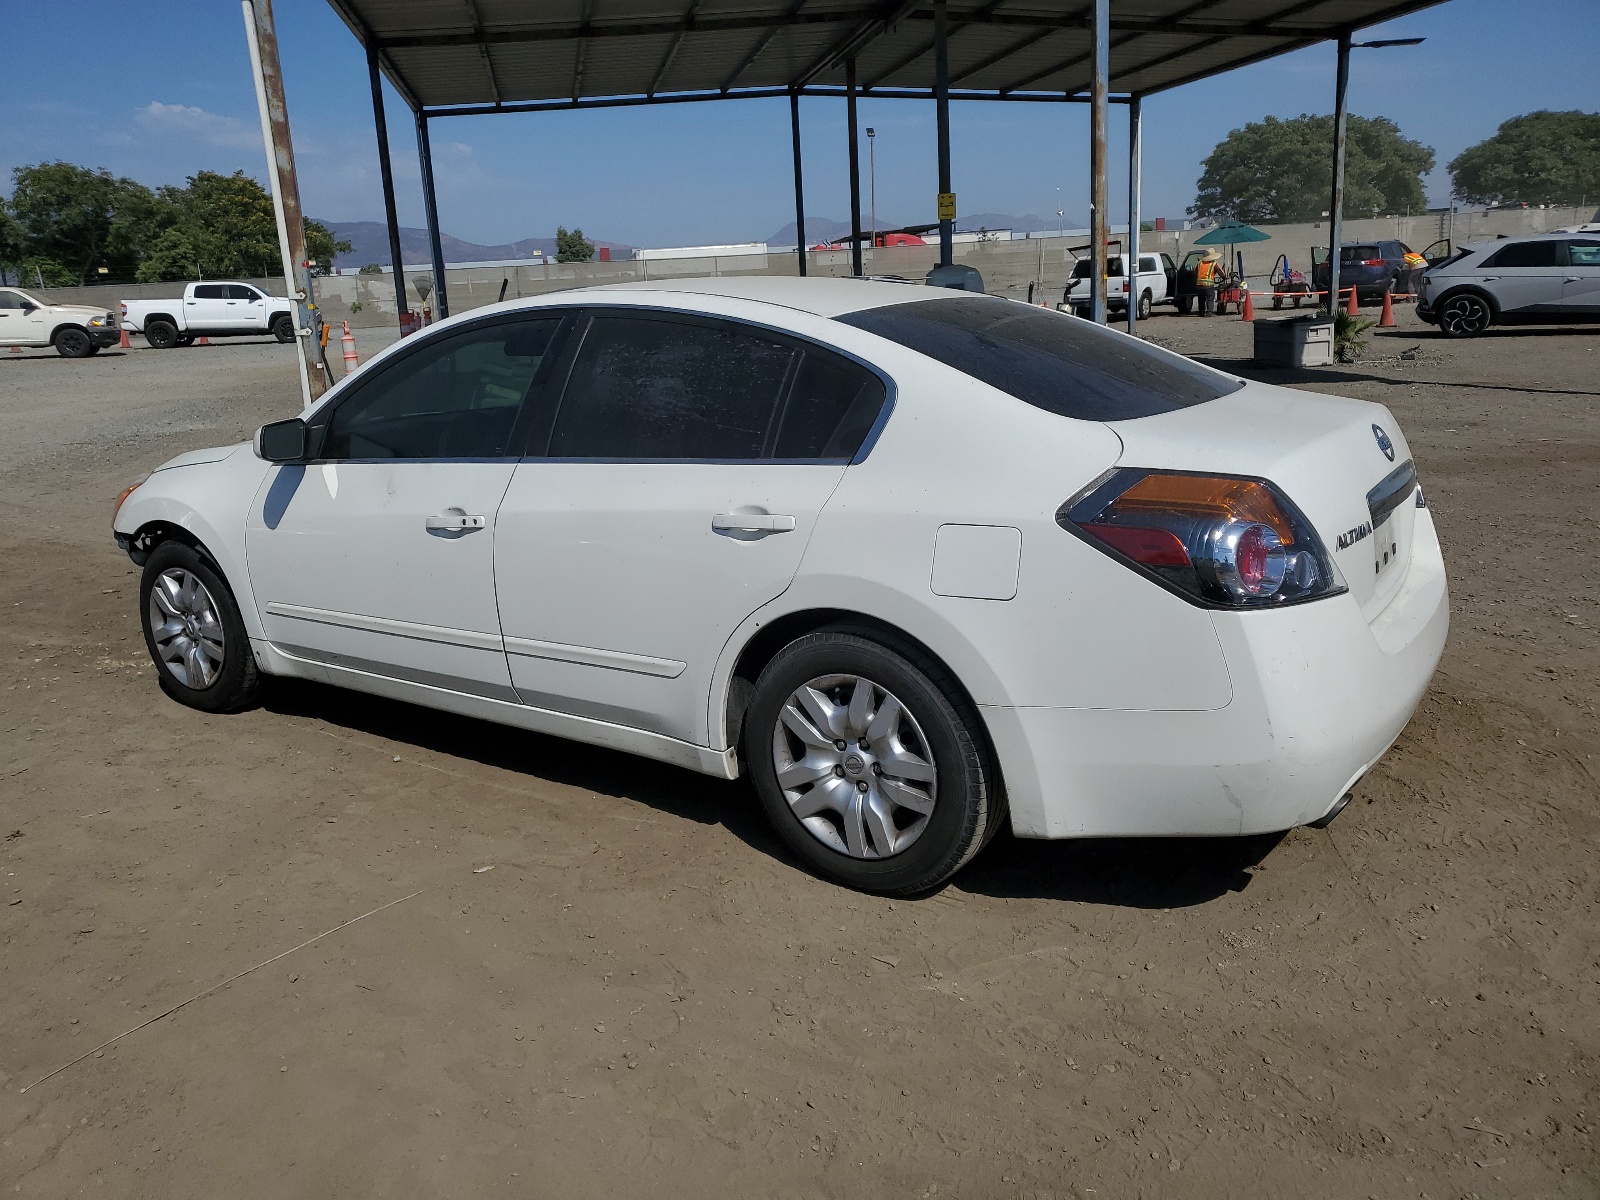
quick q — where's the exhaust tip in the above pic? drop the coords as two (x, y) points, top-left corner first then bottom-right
(1307, 792), (1352, 830)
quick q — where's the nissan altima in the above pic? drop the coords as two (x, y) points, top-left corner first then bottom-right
(113, 278), (1448, 895)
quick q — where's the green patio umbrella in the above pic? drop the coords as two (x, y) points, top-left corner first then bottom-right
(1192, 220), (1271, 245)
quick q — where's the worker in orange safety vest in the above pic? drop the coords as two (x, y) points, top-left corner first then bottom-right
(1195, 247), (1223, 317)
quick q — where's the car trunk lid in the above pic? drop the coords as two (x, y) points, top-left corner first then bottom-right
(1108, 381), (1419, 620)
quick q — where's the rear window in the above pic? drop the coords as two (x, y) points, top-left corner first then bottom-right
(1340, 245), (1380, 262)
(835, 295), (1241, 422)
(1072, 257), (1125, 278)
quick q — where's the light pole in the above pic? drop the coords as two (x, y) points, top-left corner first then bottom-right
(1325, 34), (1425, 317)
(866, 126), (876, 250)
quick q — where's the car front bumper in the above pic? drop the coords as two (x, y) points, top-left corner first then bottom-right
(89, 327), (120, 347)
(985, 507), (1450, 839)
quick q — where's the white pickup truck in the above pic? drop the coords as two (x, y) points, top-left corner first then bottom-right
(120, 282), (297, 348)
(0, 286), (121, 357)
(1064, 252), (1178, 319)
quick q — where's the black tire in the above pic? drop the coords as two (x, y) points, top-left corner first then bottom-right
(271, 314), (296, 343)
(1437, 292), (1492, 339)
(1176, 294), (1194, 315)
(86, 343), (101, 356)
(1271, 295), (1283, 311)
(138, 541), (260, 714)
(54, 327), (92, 358)
(1292, 295), (1302, 309)
(176, 334), (195, 347)
(1136, 290), (1153, 321)
(145, 319), (179, 349)
(744, 628), (1002, 896)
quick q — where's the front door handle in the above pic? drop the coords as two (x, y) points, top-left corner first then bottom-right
(425, 511), (486, 533)
(712, 512), (796, 534)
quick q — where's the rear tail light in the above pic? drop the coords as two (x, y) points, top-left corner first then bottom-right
(1360, 258), (1387, 267)
(1060, 470), (1344, 608)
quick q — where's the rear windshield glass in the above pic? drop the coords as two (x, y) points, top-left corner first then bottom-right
(1071, 257), (1125, 278)
(836, 295), (1242, 422)
(1340, 245), (1380, 262)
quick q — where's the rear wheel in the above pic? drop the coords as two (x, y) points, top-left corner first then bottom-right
(271, 314), (295, 343)
(744, 629), (1002, 895)
(138, 541), (260, 713)
(54, 327), (92, 358)
(1137, 290), (1153, 320)
(1438, 292), (1491, 338)
(145, 319), (179, 349)
(1271, 295), (1284, 311)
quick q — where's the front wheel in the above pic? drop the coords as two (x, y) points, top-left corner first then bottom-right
(744, 629), (1002, 895)
(139, 541), (260, 713)
(1438, 292), (1491, 338)
(55, 327), (92, 358)
(1137, 290), (1153, 320)
(271, 314), (296, 343)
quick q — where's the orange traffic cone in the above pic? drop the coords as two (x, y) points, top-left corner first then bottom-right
(1345, 285), (1359, 317)
(1378, 287), (1396, 328)
(341, 320), (359, 374)
(197, 336), (210, 345)
(8, 345), (20, 354)
(1240, 288), (1255, 322)
(119, 327), (131, 348)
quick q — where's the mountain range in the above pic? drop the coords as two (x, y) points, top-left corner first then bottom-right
(320, 211), (1074, 269)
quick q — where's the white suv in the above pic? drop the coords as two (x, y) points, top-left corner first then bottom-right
(112, 278), (1448, 894)
(1417, 233), (1600, 337)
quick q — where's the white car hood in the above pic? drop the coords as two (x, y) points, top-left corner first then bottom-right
(153, 443), (247, 473)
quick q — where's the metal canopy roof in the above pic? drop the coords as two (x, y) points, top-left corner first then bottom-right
(328, 0), (1443, 114)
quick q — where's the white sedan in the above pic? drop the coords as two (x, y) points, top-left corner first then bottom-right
(113, 278), (1448, 894)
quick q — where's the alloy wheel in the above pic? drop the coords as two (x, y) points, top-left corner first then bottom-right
(772, 674), (938, 859)
(148, 567), (225, 689)
(1440, 294), (1489, 337)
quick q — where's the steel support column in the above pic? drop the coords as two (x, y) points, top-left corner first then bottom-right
(365, 40), (409, 318)
(934, 0), (953, 267)
(846, 57), (863, 277)
(1126, 94), (1141, 335)
(790, 90), (807, 277)
(415, 111), (449, 318)
(1325, 30), (1351, 317)
(1089, 0), (1109, 324)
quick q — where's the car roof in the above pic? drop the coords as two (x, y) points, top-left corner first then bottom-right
(569, 275), (954, 318)
(1461, 231), (1572, 250)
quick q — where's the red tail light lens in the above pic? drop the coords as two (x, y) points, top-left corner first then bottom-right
(1360, 258), (1387, 267)
(1060, 470), (1343, 608)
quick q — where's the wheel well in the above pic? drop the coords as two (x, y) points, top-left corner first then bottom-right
(1434, 285), (1498, 318)
(50, 322), (87, 343)
(125, 520), (209, 567)
(143, 313), (177, 329)
(723, 608), (997, 777)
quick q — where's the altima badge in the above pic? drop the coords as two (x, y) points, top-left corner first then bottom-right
(1372, 424), (1396, 461)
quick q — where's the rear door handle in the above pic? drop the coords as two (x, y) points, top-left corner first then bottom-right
(425, 511), (486, 533)
(712, 513), (796, 534)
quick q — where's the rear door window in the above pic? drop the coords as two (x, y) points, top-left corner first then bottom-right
(1480, 240), (1561, 268)
(772, 350), (887, 461)
(837, 295), (1242, 422)
(1565, 239), (1600, 266)
(548, 313), (795, 460)
(192, 284), (228, 300)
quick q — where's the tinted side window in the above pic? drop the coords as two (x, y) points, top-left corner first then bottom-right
(321, 317), (560, 460)
(1566, 239), (1600, 266)
(773, 351), (886, 460)
(193, 284), (228, 300)
(227, 284), (262, 300)
(0, 290), (25, 310)
(838, 296), (1241, 422)
(549, 314), (794, 460)
(1481, 241), (1560, 268)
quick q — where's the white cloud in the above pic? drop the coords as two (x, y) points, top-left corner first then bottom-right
(135, 101), (260, 150)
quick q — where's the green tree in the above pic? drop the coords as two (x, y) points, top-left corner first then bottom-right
(7, 161), (157, 283)
(1449, 111), (1600, 207)
(0, 201), (21, 281)
(556, 226), (595, 263)
(1191, 114), (1434, 223)
(358, 263), (383, 274)
(304, 220), (353, 274)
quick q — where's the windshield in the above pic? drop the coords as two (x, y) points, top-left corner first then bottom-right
(835, 295), (1242, 422)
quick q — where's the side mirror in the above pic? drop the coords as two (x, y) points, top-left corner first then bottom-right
(20, 302), (37, 314)
(256, 418), (309, 463)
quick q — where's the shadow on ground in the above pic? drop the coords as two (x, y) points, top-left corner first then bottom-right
(264, 677), (1280, 911)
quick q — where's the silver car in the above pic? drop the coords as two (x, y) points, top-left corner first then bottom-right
(1417, 232), (1600, 337)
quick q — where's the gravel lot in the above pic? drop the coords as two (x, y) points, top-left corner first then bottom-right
(2, 309), (1596, 1198)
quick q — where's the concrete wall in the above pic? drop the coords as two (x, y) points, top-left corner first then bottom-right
(22, 205), (1591, 324)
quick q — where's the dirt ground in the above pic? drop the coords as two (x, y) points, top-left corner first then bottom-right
(2, 306), (1596, 1198)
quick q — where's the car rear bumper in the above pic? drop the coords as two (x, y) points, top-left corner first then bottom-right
(985, 508), (1449, 839)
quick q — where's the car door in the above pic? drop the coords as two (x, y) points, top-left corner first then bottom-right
(493, 308), (887, 746)
(185, 284), (231, 330)
(1476, 239), (1566, 315)
(0, 289), (48, 345)
(1561, 238), (1600, 315)
(245, 313), (567, 699)
(228, 284), (269, 331)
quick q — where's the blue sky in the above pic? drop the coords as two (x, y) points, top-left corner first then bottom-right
(1, 0), (1595, 248)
